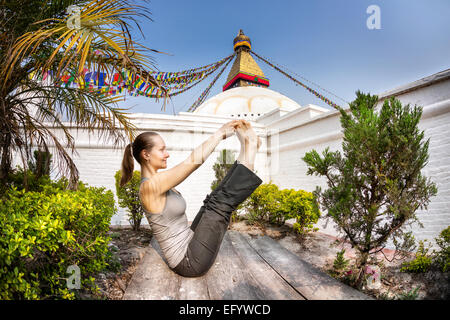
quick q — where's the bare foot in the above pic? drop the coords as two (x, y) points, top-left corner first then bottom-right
(240, 120), (261, 150)
(235, 121), (248, 146)
(235, 120), (261, 171)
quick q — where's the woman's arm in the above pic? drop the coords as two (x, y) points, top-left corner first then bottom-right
(142, 120), (241, 196)
(187, 130), (224, 167)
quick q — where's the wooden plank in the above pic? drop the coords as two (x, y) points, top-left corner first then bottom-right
(204, 232), (267, 300)
(178, 276), (210, 300)
(247, 235), (374, 300)
(227, 231), (305, 300)
(123, 237), (180, 300)
(150, 238), (210, 300)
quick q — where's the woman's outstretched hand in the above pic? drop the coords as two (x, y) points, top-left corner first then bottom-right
(217, 120), (243, 140)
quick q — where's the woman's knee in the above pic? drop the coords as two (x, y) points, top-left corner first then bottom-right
(173, 263), (210, 278)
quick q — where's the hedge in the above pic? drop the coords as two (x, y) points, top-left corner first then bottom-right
(0, 180), (116, 300)
(244, 182), (321, 235)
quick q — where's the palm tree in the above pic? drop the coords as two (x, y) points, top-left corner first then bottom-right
(0, 0), (167, 189)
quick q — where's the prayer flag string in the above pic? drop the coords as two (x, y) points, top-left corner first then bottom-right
(163, 54), (235, 99)
(28, 54), (235, 99)
(187, 54), (235, 112)
(250, 51), (341, 110)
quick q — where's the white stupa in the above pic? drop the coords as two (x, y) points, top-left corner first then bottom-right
(192, 30), (303, 121)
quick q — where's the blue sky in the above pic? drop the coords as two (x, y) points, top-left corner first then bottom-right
(116, 0), (450, 115)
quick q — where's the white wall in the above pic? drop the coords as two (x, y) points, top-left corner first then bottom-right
(17, 73), (450, 250)
(413, 100), (450, 243)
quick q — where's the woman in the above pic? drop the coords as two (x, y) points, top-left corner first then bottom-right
(120, 119), (262, 277)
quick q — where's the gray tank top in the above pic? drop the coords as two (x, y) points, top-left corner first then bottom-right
(139, 177), (194, 268)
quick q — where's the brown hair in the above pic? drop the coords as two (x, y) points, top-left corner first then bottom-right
(120, 132), (159, 187)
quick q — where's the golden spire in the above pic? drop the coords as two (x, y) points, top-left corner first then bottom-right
(223, 30), (269, 91)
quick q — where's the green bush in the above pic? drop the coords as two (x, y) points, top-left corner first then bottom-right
(245, 182), (321, 235)
(211, 149), (236, 192)
(211, 150), (243, 223)
(303, 92), (437, 288)
(27, 149), (52, 178)
(114, 170), (145, 231)
(0, 150), (65, 195)
(400, 227), (450, 274)
(3, 167), (52, 194)
(333, 249), (350, 271)
(246, 183), (280, 223)
(400, 240), (433, 273)
(434, 226), (450, 272)
(0, 181), (116, 299)
(286, 189), (321, 235)
(1, 165), (88, 195)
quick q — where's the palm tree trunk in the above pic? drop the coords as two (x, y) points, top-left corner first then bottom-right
(0, 134), (12, 186)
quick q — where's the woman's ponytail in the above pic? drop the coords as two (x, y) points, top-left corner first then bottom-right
(120, 132), (159, 187)
(120, 143), (134, 187)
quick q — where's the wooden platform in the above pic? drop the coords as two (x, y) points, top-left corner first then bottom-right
(122, 230), (373, 300)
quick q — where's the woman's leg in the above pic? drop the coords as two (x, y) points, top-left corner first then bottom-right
(172, 123), (262, 277)
(189, 159), (239, 232)
(190, 120), (260, 232)
(173, 163), (262, 277)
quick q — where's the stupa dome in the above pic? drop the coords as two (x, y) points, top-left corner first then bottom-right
(192, 86), (302, 119)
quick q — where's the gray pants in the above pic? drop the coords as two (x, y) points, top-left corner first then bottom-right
(171, 160), (262, 277)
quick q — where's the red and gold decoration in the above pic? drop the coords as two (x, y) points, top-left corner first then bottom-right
(30, 30), (343, 111)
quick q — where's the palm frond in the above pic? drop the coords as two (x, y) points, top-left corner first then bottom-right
(0, 0), (167, 187)
(8, 98), (79, 188)
(4, 0), (166, 98)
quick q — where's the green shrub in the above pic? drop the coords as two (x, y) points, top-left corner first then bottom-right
(303, 92), (437, 288)
(269, 188), (292, 226)
(245, 182), (320, 235)
(400, 240), (433, 273)
(333, 249), (350, 271)
(286, 189), (321, 235)
(27, 149), (52, 178)
(104, 247), (122, 273)
(0, 182), (116, 299)
(211, 150), (242, 222)
(211, 149), (236, 191)
(246, 182), (281, 223)
(3, 166), (52, 193)
(114, 170), (145, 231)
(400, 228), (450, 274)
(2, 165), (86, 195)
(0, 150), (54, 194)
(434, 226), (450, 272)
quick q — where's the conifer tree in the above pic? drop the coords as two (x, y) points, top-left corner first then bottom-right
(303, 91), (437, 288)
(211, 149), (236, 191)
